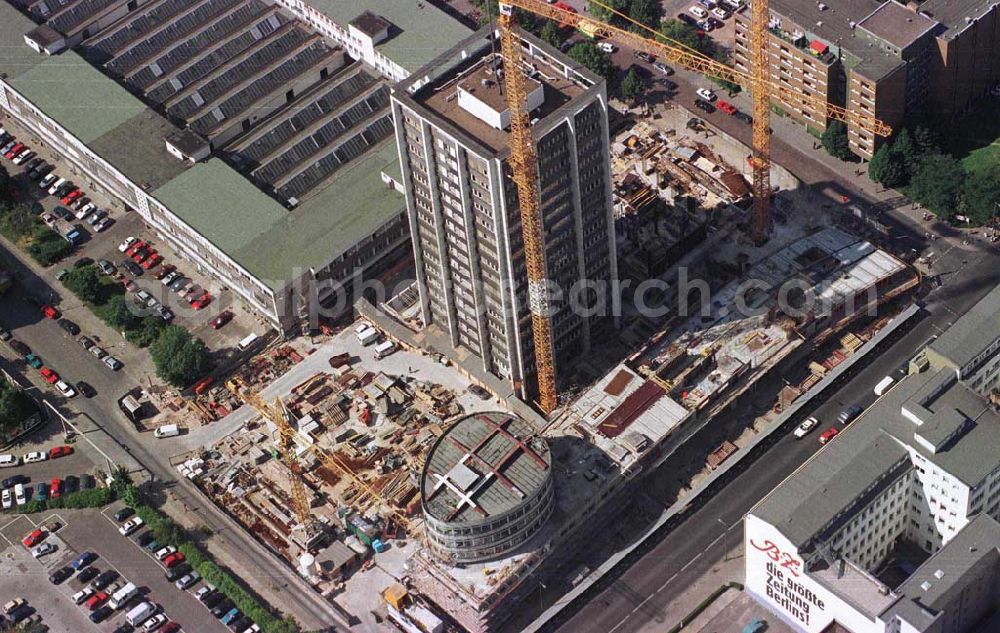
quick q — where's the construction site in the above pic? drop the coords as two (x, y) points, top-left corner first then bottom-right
(117, 0), (915, 630)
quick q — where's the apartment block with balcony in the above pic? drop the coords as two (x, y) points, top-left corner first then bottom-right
(391, 28), (618, 402)
(734, 0), (1000, 160)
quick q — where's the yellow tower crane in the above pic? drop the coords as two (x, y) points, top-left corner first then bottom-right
(496, 0), (891, 407)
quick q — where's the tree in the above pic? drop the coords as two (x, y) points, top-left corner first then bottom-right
(588, 0), (627, 22)
(104, 295), (139, 331)
(0, 165), (11, 204)
(2, 204), (35, 238)
(629, 0), (661, 30)
(958, 166), (1000, 225)
(912, 124), (940, 156)
(868, 144), (892, 184)
(908, 154), (965, 218)
(0, 381), (36, 435)
(659, 18), (703, 52)
(125, 315), (166, 348)
(891, 128), (918, 176)
(567, 42), (612, 79)
(620, 67), (645, 103)
(151, 325), (213, 387)
(821, 121), (854, 161)
(62, 265), (103, 304)
(540, 20), (565, 48)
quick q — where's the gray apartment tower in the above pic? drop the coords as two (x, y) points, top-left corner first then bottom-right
(391, 28), (617, 402)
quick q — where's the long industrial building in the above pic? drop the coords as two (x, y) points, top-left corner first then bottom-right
(390, 28), (619, 402)
(0, 0), (470, 331)
(746, 287), (1000, 632)
(734, 0), (1000, 159)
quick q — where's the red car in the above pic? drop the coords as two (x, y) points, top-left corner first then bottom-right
(716, 100), (737, 115)
(85, 592), (108, 611)
(163, 552), (185, 568)
(40, 304), (60, 319)
(125, 240), (147, 257)
(211, 310), (233, 329)
(5, 143), (24, 159)
(193, 376), (215, 395)
(819, 427), (839, 444)
(23, 528), (45, 548)
(155, 264), (176, 280)
(49, 445), (73, 458)
(40, 367), (59, 383)
(60, 189), (83, 205)
(50, 478), (62, 499)
(142, 253), (163, 270)
(191, 292), (212, 310)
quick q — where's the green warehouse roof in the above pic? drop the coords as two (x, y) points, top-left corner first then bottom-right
(306, 0), (471, 73)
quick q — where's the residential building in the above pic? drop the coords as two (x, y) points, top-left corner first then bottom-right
(745, 320), (1000, 632)
(390, 28), (618, 401)
(923, 284), (1000, 395)
(0, 0), (470, 331)
(733, 0), (1000, 159)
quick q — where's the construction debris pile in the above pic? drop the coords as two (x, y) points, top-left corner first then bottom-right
(180, 356), (470, 590)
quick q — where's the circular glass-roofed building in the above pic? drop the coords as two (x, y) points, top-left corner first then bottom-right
(420, 411), (554, 563)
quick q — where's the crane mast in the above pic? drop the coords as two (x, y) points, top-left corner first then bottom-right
(498, 6), (559, 415)
(495, 0), (891, 410)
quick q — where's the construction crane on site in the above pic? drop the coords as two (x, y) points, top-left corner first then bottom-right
(227, 377), (315, 532)
(496, 0), (892, 413)
(227, 378), (415, 535)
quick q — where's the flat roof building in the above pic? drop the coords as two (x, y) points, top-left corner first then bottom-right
(733, 0), (1000, 159)
(391, 28), (618, 401)
(745, 318), (1000, 632)
(420, 412), (554, 563)
(0, 0), (471, 331)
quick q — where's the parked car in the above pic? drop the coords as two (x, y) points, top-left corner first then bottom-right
(49, 566), (73, 585)
(734, 111), (753, 125)
(94, 216), (115, 232)
(89, 345), (107, 359)
(119, 517), (143, 536)
(652, 62), (673, 75)
(706, 16), (724, 28)
(40, 304), (60, 319)
(49, 445), (73, 458)
(118, 236), (137, 253)
(76, 381), (96, 398)
(165, 563), (192, 583)
(0, 454), (20, 468)
(793, 417), (819, 438)
(23, 451), (47, 464)
(9, 340), (30, 355)
(696, 87), (717, 101)
(694, 99), (716, 113)
(58, 318), (80, 335)
(156, 546), (177, 560)
(72, 551), (97, 570)
(211, 311), (234, 329)
(819, 427), (839, 444)
(97, 259), (117, 275)
(104, 355), (123, 371)
(114, 507), (134, 522)
(25, 354), (43, 369)
(85, 592), (109, 611)
(55, 380), (76, 398)
(72, 587), (96, 605)
(2, 598), (25, 615)
(122, 259), (143, 276)
(75, 202), (96, 220)
(838, 404), (863, 425)
(163, 552), (186, 568)
(155, 264), (176, 280)
(688, 5), (708, 18)
(31, 542), (56, 558)
(711, 6), (729, 19)
(716, 100), (737, 115)
(77, 566), (99, 584)
(90, 570), (118, 591)
(90, 605), (113, 622)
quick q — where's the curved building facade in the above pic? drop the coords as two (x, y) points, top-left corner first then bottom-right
(420, 411), (554, 563)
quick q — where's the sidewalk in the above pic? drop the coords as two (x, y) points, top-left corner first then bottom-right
(634, 544), (745, 633)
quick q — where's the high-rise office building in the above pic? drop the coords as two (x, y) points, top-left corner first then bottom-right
(391, 28), (617, 402)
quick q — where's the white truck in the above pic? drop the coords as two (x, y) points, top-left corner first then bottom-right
(125, 601), (155, 626)
(154, 424), (180, 439)
(374, 340), (396, 359)
(109, 582), (138, 609)
(355, 324), (379, 346)
(873, 376), (895, 396)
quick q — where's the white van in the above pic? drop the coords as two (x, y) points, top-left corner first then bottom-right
(125, 601), (156, 626)
(237, 332), (259, 351)
(873, 376), (895, 396)
(154, 424), (180, 439)
(374, 340), (396, 360)
(14, 483), (26, 506)
(109, 582), (138, 609)
(0, 454), (19, 468)
(356, 327), (378, 346)
(47, 177), (67, 196)
(689, 5), (708, 18)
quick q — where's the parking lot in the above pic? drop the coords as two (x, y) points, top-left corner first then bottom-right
(0, 434), (98, 510)
(0, 506), (232, 633)
(0, 113), (265, 361)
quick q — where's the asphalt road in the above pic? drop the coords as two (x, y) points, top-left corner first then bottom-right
(553, 237), (1000, 633)
(0, 268), (344, 630)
